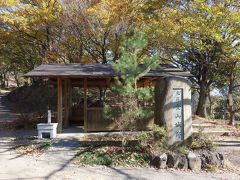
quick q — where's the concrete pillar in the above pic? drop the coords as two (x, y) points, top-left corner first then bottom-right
(155, 77), (192, 145)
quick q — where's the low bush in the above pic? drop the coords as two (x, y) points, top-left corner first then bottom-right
(75, 151), (112, 166)
(137, 131), (150, 150)
(75, 125), (217, 168)
(152, 124), (168, 144)
(7, 84), (57, 128)
(191, 128), (215, 150)
(137, 124), (169, 153)
(236, 124), (240, 130)
(113, 151), (150, 167)
(75, 148), (150, 167)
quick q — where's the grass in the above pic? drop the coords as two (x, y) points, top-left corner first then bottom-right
(74, 146), (150, 167)
(174, 145), (190, 154)
(15, 140), (53, 155)
(75, 150), (112, 166)
(74, 133), (151, 167)
(224, 159), (239, 172)
(205, 164), (218, 172)
(236, 124), (240, 131)
(0, 88), (11, 94)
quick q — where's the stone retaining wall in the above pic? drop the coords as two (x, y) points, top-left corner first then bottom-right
(150, 150), (224, 171)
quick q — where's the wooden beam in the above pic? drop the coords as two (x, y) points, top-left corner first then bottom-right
(63, 79), (70, 128)
(71, 82), (110, 88)
(137, 77), (159, 88)
(48, 77), (112, 88)
(57, 77), (63, 133)
(84, 78), (87, 132)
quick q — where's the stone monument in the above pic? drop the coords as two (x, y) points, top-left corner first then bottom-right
(155, 77), (192, 145)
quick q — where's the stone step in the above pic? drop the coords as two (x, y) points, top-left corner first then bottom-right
(214, 140), (240, 147)
(0, 94), (19, 122)
(192, 129), (234, 136)
(192, 124), (216, 128)
(193, 124), (229, 129)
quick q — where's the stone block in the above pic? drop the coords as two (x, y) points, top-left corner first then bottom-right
(187, 152), (201, 171)
(198, 150), (224, 169)
(150, 153), (168, 169)
(167, 153), (188, 170)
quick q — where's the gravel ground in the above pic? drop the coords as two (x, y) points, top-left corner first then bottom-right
(0, 130), (240, 180)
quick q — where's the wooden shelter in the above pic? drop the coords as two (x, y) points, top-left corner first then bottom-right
(26, 63), (192, 133)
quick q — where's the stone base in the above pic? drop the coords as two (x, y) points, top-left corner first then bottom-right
(37, 123), (58, 139)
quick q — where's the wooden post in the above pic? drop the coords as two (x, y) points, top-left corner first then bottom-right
(84, 78), (87, 132)
(63, 79), (70, 128)
(57, 77), (63, 133)
(69, 79), (72, 119)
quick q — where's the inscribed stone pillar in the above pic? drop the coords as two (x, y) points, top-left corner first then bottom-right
(155, 77), (192, 145)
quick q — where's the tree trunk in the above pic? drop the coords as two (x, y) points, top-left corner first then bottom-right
(13, 71), (20, 87)
(227, 71), (235, 126)
(1, 71), (6, 88)
(208, 92), (212, 116)
(196, 82), (208, 118)
(228, 111), (235, 126)
(196, 65), (210, 118)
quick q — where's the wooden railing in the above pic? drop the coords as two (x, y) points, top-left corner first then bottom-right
(70, 106), (154, 132)
(85, 107), (117, 131)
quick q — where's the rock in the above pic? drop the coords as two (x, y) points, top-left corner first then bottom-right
(151, 156), (160, 168)
(167, 153), (188, 170)
(167, 154), (175, 168)
(176, 154), (188, 170)
(221, 132), (235, 136)
(187, 152), (201, 171)
(150, 153), (168, 169)
(198, 150), (224, 169)
(216, 152), (224, 168)
(159, 153), (168, 169)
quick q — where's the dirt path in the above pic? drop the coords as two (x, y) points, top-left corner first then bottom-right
(0, 94), (18, 122)
(0, 131), (240, 180)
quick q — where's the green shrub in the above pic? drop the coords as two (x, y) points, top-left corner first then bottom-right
(206, 164), (218, 172)
(103, 105), (121, 120)
(152, 124), (168, 142)
(136, 124), (169, 152)
(191, 128), (215, 150)
(76, 151), (112, 166)
(236, 124), (240, 130)
(39, 141), (52, 150)
(137, 131), (151, 150)
(150, 125), (169, 152)
(175, 145), (190, 154)
(113, 152), (150, 167)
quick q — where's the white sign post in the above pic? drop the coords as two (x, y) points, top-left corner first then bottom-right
(48, 110), (51, 124)
(37, 109), (58, 139)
